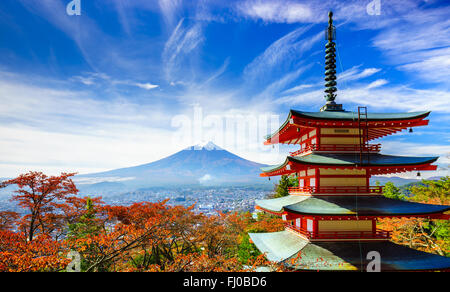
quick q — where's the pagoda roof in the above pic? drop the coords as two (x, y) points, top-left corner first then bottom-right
(249, 230), (450, 271)
(255, 195), (450, 217)
(265, 110), (430, 144)
(261, 153), (438, 176)
(290, 110), (430, 121)
(256, 195), (308, 213)
(283, 195), (450, 216)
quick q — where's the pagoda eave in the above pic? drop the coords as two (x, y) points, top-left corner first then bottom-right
(282, 213), (450, 220)
(255, 195), (450, 219)
(265, 111), (430, 145)
(249, 230), (450, 271)
(260, 160), (437, 177)
(255, 210), (450, 221)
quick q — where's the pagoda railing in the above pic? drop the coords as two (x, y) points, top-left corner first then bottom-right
(290, 144), (381, 156)
(286, 224), (390, 241)
(288, 186), (383, 194)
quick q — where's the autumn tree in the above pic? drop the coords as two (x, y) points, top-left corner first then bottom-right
(0, 211), (19, 231)
(378, 177), (450, 256)
(0, 230), (69, 272)
(409, 176), (450, 205)
(1, 171), (288, 272)
(3, 171), (78, 241)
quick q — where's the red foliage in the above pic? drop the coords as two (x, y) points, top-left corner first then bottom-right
(0, 230), (69, 272)
(0, 211), (19, 231)
(3, 171), (78, 241)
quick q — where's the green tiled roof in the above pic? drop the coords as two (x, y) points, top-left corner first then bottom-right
(283, 195), (450, 216)
(261, 153), (438, 173)
(287, 240), (450, 271)
(255, 195), (308, 213)
(249, 231), (309, 262)
(250, 231), (450, 271)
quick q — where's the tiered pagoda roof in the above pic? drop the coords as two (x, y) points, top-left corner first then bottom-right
(260, 153), (438, 177)
(256, 195), (450, 218)
(250, 231), (450, 271)
(250, 11), (450, 271)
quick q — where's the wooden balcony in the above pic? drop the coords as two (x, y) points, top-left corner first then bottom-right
(288, 186), (384, 195)
(290, 144), (381, 156)
(286, 224), (390, 241)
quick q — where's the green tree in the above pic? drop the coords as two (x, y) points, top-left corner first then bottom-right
(382, 182), (406, 200)
(68, 197), (103, 240)
(409, 176), (450, 204)
(67, 197), (107, 272)
(237, 234), (261, 264)
(272, 175), (298, 198)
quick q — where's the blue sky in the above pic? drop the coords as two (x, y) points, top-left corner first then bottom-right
(0, 0), (449, 178)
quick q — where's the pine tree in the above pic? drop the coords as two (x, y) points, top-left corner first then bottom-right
(382, 182), (406, 200)
(273, 175), (298, 198)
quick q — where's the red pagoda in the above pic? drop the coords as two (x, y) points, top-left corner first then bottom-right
(249, 11), (450, 271)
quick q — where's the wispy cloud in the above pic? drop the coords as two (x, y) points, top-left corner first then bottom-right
(162, 18), (204, 82)
(338, 66), (381, 83)
(371, 5), (450, 85)
(366, 79), (388, 89)
(381, 141), (450, 179)
(237, 0), (314, 23)
(71, 72), (159, 91)
(280, 65), (382, 97)
(396, 47), (450, 84)
(0, 72), (176, 177)
(243, 26), (321, 85)
(277, 65), (450, 113)
(159, 0), (183, 26)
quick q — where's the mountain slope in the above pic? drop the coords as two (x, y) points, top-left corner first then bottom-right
(76, 142), (268, 188)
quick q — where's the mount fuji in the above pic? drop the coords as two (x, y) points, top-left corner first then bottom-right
(75, 142), (270, 192)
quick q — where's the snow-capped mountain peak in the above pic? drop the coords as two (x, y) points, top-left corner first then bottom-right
(184, 141), (224, 151)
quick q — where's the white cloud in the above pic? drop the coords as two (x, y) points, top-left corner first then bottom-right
(397, 48), (450, 84)
(162, 18), (204, 82)
(238, 0), (313, 23)
(0, 72), (179, 177)
(338, 66), (381, 83)
(277, 72), (450, 113)
(134, 83), (160, 90)
(243, 26), (321, 83)
(159, 0), (183, 26)
(366, 79), (388, 89)
(72, 72), (159, 91)
(73, 177), (136, 185)
(371, 6), (450, 85)
(282, 83), (315, 94)
(380, 141), (450, 179)
(198, 174), (212, 183)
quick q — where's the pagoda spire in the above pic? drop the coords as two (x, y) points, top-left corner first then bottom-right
(321, 11), (344, 112)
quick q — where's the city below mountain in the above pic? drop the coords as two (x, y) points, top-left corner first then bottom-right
(0, 142), (442, 214)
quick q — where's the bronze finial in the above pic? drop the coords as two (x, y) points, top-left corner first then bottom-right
(321, 11), (343, 111)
